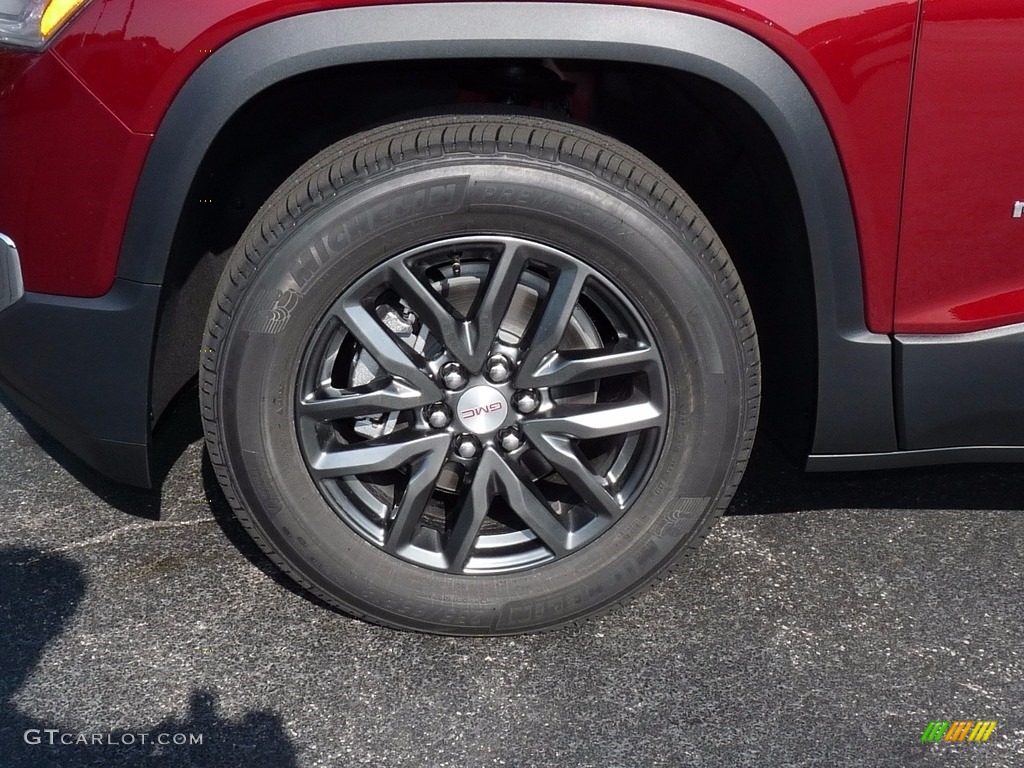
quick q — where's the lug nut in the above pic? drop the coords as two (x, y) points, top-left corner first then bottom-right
(513, 389), (540, 414)
(424, 403), (451, 429)
(441, 362), (468, 391)
(453, 434), (480, 460)
(485, 354), (513, 384)
(498, 427), (523, 453)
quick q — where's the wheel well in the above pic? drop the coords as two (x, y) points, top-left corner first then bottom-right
(152, 59), (817, 457)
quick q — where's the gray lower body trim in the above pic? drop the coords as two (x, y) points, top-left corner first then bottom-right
(0, 232), (24, 314)
(0, 279), (158, 486)
(808, 446), (1024, 472)
(896, 323), (1024, 450)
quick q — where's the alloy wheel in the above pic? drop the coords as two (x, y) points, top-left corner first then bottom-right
(295, 236), (668, 575)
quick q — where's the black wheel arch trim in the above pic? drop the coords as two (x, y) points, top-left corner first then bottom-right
(0, 2), (897, 488)
(119, 2), (897, 458)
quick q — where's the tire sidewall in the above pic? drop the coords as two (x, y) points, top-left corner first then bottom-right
(217, 156), (747, 633)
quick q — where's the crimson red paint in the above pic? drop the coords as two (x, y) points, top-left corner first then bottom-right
(896, 2), (1024, 333)
(5, 0), (1021, 335)
(0, 49), (150, 296)
(1, 0), (918, 318)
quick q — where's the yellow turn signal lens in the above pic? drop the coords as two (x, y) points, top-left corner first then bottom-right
(40, 0), (87, 38)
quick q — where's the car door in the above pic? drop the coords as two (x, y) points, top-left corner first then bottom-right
(897, 1), (1024, 333)
(895, 0), (1024, 450)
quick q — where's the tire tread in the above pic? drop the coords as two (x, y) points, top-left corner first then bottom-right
(199, 113), (760, 634)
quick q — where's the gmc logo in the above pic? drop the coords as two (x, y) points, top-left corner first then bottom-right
(461, 402), (504, 419)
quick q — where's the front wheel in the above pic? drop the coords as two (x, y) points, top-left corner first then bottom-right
(200, 114), (759, 634)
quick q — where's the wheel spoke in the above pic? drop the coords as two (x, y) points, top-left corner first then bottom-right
(384, 444), (449, 554)
(471, 243), (529, 364)
(444, 448), (572, 571)
(526, 434), (623, 519)
(519, 342), (659, 388)
(310, 431), (450, 479)
(444, 450), (500, 572)
(298, 379), (432, 421)
(390, 261), (476, 368)
(521, 399), (665, 441)
(519, 400), (665, 519)
(331, 298), (441, 398)
(516, 264), (588, 379)
(487, 453), (572, 556)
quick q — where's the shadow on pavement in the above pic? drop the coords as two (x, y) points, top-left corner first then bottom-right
(0, 394), (162, 520)
(729, 433), (1024, 515)
(0, 383), (206, 523)
(0, 386), (329, 614)
(0, 547), (298, 767)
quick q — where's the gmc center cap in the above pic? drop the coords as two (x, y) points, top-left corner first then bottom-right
(456, 386), (508, 434)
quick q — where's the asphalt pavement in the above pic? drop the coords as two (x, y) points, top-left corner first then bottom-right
(1, 389), (1022, 767)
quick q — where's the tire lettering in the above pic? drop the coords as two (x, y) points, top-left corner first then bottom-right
(288, 245), (324, 293)
(470, 181), (629, 237)
(315, 180), (466, 262)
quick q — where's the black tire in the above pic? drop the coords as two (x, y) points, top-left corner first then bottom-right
(200, 114), (759, 635)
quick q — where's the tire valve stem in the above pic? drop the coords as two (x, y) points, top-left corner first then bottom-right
(452, 252), (461, 277)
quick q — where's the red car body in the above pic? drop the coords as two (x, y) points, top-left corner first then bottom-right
(1, 0), (1022, 485)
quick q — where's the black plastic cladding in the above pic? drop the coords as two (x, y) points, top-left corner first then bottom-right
(0, 280), (158, 485)
(1, 3), (900, 487)
(896, 325), (1024, 450)
(125, 2), (897, 449)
